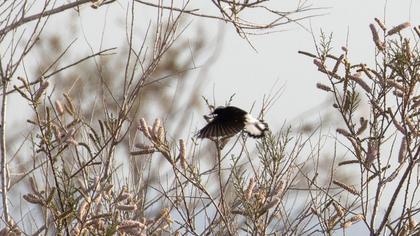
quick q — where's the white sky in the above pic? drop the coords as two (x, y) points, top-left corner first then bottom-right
(201, 0), (419, 128)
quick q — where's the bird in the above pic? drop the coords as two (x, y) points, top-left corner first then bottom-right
(198, 106), (269, 139)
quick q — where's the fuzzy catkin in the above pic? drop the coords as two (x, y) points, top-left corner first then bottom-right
(365, 140), (378, 168)
(374, 18), (386, 31)
(139, 118), (151, 139)
(245, 177), (256, 200)
(387, 22), (411, 35)
(55, 100), (64, 115)
(178, 139), (187, 170)
(333, 180), (360, 196)
(369, 24), (384, 50)
(398, 138), (408, 163)
(316, 83), (332, 92)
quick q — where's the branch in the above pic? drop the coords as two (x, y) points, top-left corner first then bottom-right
(0, 0), (92, 36)
(3, 47), (116, 96)
(1, 80), (10, 224)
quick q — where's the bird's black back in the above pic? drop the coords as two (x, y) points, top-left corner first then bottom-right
(212, 106), (247, 123)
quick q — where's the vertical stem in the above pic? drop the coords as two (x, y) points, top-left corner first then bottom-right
(375, 161), (414, 235)
(1, 80), (9, 223)
(215, 140), (233, 235)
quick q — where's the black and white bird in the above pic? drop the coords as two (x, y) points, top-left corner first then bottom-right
(198, 106), (269, 139)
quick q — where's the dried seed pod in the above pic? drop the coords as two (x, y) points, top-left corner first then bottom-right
(387, 22), (411, 35)
(336, 128), (352, 138)
(348, 73), (371, 93)
(139, 118), (151, 139)
(341, 214), (364, 228)
(116, 204), (137, 211)
(157, 126), (165, 143)
(23, 193), (43, 205)
(365, 140), (378, 168)
(349, 214), (364, 223)
(398, 137), (408, 163)
(29, 177), (39, 194)
(152, 118), (161, 139)
(63, 93), (76, 115)
(130, 148), (155, 155)
(178, 139), (187, 170)
(55, 100), (64, 116)
(341, 220), (353, 228)
(374, 18), (386, 31)
(52, 124), (62, 143)
(17, 76), (29, 88)
(404, 39), (412, 60)
(316, 83), (332, 92)
(118, 220), (146, 234)
(333, 180), (360, 196)
(33, 81), (50, 103)
(369, 24), (384, 50)
(148, 126), (153, 139)
(357, 117), (368, 135)
(332, 54), (344, 74)
(245, 177), (256, 200)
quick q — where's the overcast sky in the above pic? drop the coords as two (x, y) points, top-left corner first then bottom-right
(200, 0), (419, 128)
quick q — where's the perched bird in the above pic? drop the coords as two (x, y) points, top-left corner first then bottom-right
(198, 106), (269, 139)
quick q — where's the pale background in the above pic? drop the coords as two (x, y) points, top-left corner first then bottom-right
(6, 0), (420, 234)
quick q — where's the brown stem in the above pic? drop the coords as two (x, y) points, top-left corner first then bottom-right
(0, 80), (9, 224)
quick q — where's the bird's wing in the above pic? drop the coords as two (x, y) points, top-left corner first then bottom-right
(198, 120), (245, 138)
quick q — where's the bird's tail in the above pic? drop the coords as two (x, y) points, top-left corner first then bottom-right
(244, 115), (269, 138)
